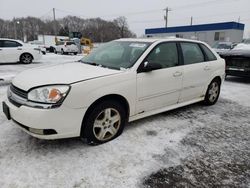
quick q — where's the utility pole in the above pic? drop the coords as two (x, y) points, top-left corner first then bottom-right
(53, 8), (57, 36)
(238, 16), (241, 23)
(191, 16), (193, 26)
(164, 7), (172, 28)
(14, 17), (17, 39)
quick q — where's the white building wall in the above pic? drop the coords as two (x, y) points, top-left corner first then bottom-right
(146, 29), (244, 46)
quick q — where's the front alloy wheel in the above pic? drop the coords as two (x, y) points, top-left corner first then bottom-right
(82, 100), (126, 145)
(93, 108), (121, 141)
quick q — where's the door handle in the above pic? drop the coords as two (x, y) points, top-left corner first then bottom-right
(173, 71), (182, 77)
(204, 66), (211, 71)
(17, 48), (22, 50)
(0, 49), (2, 51)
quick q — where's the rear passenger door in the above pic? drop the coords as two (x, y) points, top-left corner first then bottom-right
(179, 42), (210, 102)
(2, 40), (23, 63)
(0, 40), (6, 63)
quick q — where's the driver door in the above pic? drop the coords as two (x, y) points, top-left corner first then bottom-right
(0, 40), (6, 63)
(136, 42), (183, 113)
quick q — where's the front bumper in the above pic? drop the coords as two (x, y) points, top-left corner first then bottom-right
(33, 51), (42, 62)
(3, 98), (87, 139)
(226, 68), (250, 78)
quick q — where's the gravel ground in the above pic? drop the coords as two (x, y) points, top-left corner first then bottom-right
(143, 96), (250, 188)
(0, 54), (250, 188)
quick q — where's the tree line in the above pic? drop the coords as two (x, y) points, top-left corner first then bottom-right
(0, 16), (136, 42)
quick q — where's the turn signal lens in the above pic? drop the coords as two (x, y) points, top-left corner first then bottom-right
(48, 89), (61, 102)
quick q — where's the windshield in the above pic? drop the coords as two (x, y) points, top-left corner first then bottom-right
(213, 43), (231, 49)
(80, 41), (151, 70)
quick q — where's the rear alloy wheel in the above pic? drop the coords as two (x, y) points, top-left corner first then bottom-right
(204, 79), (221, 105)
(61, 49), (64, 55)
(20, 53), (33, 64)
(82, 100), (126, 145)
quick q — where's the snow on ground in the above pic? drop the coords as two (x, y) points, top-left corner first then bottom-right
(0, 54), (250, 187)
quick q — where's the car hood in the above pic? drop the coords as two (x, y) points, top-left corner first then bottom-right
(220, 49), (250, 58)
(12, 62), (122, 91)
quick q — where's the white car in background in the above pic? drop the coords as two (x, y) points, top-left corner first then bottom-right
(0, 38), (42, 64)
(55, 41), (78, 55)
(212, 42), (234, 55)
(3, 38), (225, 145)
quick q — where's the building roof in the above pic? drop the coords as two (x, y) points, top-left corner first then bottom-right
(145, 22), (245, 35)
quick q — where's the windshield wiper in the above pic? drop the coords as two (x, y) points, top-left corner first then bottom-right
(79, 60), (100, 66)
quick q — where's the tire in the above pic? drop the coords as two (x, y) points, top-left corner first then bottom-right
(82, 100), (127, 145)
(204, 78), (221, 105)
(61, 49), (64, 55)
(42, 51), (46, 55)
(20, 53), (33, 64)
(74, 52), (77, 55)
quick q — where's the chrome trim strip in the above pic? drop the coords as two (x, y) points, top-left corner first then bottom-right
(139, 89), (180, 101)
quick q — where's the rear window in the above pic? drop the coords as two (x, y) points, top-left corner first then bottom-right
(200, 44), (217, 61)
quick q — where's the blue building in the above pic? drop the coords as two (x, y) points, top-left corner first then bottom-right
(145, 22), (245, 46)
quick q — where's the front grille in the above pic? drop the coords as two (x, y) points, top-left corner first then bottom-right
(225, 57), (250, 69)
(10, 84), (28, 99)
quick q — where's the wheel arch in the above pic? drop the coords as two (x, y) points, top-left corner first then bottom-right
(211, 76), (222, 85)
(80, 94), (130, 138)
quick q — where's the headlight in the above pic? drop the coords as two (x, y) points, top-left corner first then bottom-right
(28, 85), (70, 104)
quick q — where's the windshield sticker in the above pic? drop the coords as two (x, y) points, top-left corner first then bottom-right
(129, 43), (146, 48)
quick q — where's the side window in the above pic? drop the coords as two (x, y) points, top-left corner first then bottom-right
(200, 44), (217, 61)
(0, 40), (4, 47)
(3, 40), (21, 48)
(147, 42), (178, 68)
(181, 42), (204, 65)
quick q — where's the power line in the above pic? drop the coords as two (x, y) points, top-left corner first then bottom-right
(55, 8), (85, 18)
(39, 9), (53, 19)
(129, 9), (250, 25)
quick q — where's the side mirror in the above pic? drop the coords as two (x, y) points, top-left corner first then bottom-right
(140, 61), (162, 72)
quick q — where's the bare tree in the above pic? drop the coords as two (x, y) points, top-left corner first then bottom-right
(0, 15), (136, 42)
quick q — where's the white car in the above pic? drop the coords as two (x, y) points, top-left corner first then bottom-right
(0, 38), (42, 64)
(3, 38), (225, 144)
(55, 41), (78, 55)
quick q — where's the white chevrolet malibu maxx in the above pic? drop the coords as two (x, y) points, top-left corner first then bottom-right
(3, 38), (225, 144)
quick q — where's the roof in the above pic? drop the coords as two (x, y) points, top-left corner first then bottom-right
(116, 37), (208, 45)
(145, 22), (245, 35)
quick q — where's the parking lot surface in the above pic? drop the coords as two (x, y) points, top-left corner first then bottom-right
(0, 54), (249, 188)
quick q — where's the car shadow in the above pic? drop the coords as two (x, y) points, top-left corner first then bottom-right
(125, 102), (203, 132)
(0, 61), (42, 65)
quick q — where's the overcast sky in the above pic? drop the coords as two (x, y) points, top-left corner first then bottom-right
(0, 0), (250, 37)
